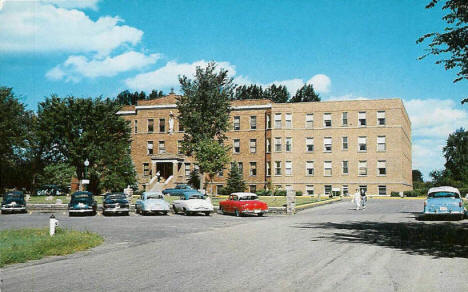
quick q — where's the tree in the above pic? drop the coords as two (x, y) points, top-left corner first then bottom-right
(36, 163), (76, 189)
(443, 128), (468, 181)
(149, 89), (164, 99)
(177, 62), (235, 193)
(36, 96), (136, 194)
(290, 84), (321, 103)
(223, 162), (246, 195)
(234, 84), (264, 100)
(264, 84), (289, 103)
(195, 139), (231, 193)
(412, 169), (424, 183)
(417, 0), (467, 103)
(188, 169), (201, 189)
(0, 87), (30, 191)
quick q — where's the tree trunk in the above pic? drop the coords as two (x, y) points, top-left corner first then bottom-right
(199, 171), (205, 194)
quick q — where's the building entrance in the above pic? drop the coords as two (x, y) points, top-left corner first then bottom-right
(156, 162), (173, 180)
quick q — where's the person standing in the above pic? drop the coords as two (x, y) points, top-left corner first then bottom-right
(352, 188), (361, 210)
(360, 188), (367, 209)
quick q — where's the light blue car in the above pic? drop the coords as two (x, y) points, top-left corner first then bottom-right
(424, 186), (465, 220)
(135, 191), (170, 215)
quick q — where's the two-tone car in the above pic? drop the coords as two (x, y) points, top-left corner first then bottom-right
(172, 191), (214, 216)
(1, 191), (27, 214)
(219, 192), (268, 217)
(135, 191), (170, 215)
(68, 191), (97, 216)
(423, 186), (465, 220)
(102, 192), (130, 216)
(162, 184), (195, 196)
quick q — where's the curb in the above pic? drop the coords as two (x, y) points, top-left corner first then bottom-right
(296, 197), (342, 210)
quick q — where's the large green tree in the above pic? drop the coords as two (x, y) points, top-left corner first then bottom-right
(223, 162), (246, 195)
(264, 84), (289, 103)
(417, 0), (467, 103)
(443, 128), (468, 181)
(234, 84), (265, 100)
(36, 96), (136, 194)
(177, 62), (234, 193)
(290, 84), (321, 103)
(0, 87), (30, 191)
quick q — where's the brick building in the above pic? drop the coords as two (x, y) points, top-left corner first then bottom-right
(117, 93), (412, 196)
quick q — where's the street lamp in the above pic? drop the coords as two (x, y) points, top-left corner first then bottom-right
(83, 159), (90, 191)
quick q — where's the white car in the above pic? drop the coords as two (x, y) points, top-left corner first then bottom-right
(172, 191), (214, 216)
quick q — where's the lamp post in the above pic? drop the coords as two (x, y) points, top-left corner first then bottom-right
(83, 159), (90, 191)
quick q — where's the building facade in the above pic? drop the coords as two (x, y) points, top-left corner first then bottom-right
(118, 94), (412, 196)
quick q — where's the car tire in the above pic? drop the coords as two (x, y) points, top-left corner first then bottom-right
(219, 207), (224, 215)
(258, 212), (264, 217)
(125, 211), (130, 216)
(204, 212), (211, 216)
(235, 209), (240, 217)
(184, 209), (190, 216)
(173, 205), (178, 214)
(460, 214), (464, 220)
(163, 211), (168, 216)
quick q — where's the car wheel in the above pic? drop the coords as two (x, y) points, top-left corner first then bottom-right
(173, 205), (178, 214)
(460, 214), (465, 220)
(235, 209), (240, 217)
(219, 207), (224, 215)
(184, 209), (190, 216)
(163, 211), (168, 216)
(204, 212), (211, 216)
(258, 212), (264, 217)
(125, 211), (130, 216)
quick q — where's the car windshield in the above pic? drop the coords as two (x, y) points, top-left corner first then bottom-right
(71, 194), (92, 203)
(3, 193), (24, 203)
(428, 191), (460, 198)
(106, 194), (126, 200)
(239, 196), (258, 200)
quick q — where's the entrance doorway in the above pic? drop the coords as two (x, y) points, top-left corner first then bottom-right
(156, 162), (173, 180)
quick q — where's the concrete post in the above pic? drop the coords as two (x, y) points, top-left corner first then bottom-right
(286, 189), (296, 215)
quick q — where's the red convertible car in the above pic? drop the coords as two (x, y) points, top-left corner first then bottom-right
(219, 192), (268, 217)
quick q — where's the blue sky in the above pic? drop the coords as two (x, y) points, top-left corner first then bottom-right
(0, 0), (467, 180)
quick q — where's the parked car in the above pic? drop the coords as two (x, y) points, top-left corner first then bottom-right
(1, 191), (27, 214)
(135, 191), (170, 215)
(162, 184), (195, 196)
(424, 186), (465, 220)
(219, 192), (268, 217)
(172, 191), (213, 216)
(68, 191), (97, 216)
(102, 192), (130, 216)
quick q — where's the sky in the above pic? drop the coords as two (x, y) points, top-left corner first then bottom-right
(0, 0), (467, 180)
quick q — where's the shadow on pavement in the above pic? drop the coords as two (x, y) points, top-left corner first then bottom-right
(294, 221), (468, 258)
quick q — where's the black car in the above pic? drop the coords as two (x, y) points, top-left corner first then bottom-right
(68, 191), (97, 216)
(1, 191), (27, 214)
(102, 192), (130, 216)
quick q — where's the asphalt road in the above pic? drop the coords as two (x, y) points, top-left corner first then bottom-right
(2, 199), (468, 292)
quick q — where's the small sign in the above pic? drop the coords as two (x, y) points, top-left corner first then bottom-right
(81, 179), (90, 185)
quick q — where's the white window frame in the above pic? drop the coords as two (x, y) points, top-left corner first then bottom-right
(274, 137), (282, 152)
(305, 114), (314, 129)
(377, 111), (386, 126)
(266, 161), (271, 176)
(266, 138), (271, 153)
(358, 112), (367, 127)
(358, 136), (367, 152)
(250, 116), (257, 130)
(233, 139), (240, 154)
(158, 141), (166, 154)
(250, 139), (257, 153)
(323, 113), (332, 127)
(306, 161), (314, 176)
(285, 113), (292, 128)
(306, 185), (314, 196)
(342, 136), (348, 150)
(250, 162), (257, 176)
(377, 136), (386, 151)
(274, 113), (282, 129)
(342, 160), (349, 175)
(306, 137), (314, 152)
(274, 161), (282, 176)
(147, 141), (153, 155)
(342, 112), (348, 126)
(285, 137), (292, 152)
(324, 161), (332, 176)
(358, 160), (368, 176)
(377, 160), (387, 176)
(233, 116), (240, 131)
(324, 137), (332, 152)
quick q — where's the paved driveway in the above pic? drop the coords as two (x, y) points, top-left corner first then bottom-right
(2, 199), (468, 292)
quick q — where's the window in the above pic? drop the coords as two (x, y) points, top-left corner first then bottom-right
(377, 160), (387, 176)
(238, 162), (243, 173)
(233, 116), (240, 131)
(285, 137), (292, 152)
(266, 138), (271, 153)
(306, 185), (314, 196)
(342, 137), (348, 150)
(159, 118), (165, 133)
(377, 136), (386, 151)
(158, 141), (165, 154)
(249, 185), (257, 193)
(147, 141), (153, 155)
(178, 140), (183, 154)
(233, 139), (240, 154)
(305, 114), (314, 128)
(324, 137), (332, 152)
(285, 113), (292, 128)
(250, 116), (257, 130)
(250, 162), (257, 176)
(377, 111), (386, 125)
(358, 136), (367, 152)
(274, 137), (282, 152)
(358, 160), (367, 176)
(266, 114), (271, 129)
(285, 161), (292, 176)
(324, 185), (332, 195)
(134, 120), (138, 133)
(147, 119), (154, 133)
(342, 161), (349, 175)
(324, 161), (332, 176)
(359, 185), (368, 194)
(378, 185), (387, 196)
(342, 112), (348, 126)
(184, 163), (191, 177)
(342, 185), (349, 196)
(274, 161), (282, 175)
(218, 169), (224, 177)
(143, 163), (150, 176)
(306, 137), (314, 152)
(250, 139), (257, 153)
(274, 113), (282, 129)
(266, 161), (271, 176)
(358, 112), (366, 126)
(306, 161), (314, 176)
(323, 113), (332, 127)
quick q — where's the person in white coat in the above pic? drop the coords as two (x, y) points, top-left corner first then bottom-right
(352, 188), (361, 210)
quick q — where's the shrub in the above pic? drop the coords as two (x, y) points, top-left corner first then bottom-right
(390, 191), (401, 197)
(273, 190), (287, 196)
(404, 190), (419, 197)
(296, 191), (303, 196)
(256, 189), (271, 196)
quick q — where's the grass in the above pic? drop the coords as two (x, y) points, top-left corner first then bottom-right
(0, 228), (103, 267)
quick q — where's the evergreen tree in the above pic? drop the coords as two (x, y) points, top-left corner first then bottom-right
(443, 128), (468, 181)
(264, 84), (289, 103)
(149, 90), (164, 99)
(224, 162), (246, 195)
(290, 84), (321, 102)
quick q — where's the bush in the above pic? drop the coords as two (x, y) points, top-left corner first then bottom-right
(404, 190), (418, 197)
(256, 189), (271, 196)
(296, 191), (303, 196)
(390, 191), (401, 197)
(273, 190), (287, 196)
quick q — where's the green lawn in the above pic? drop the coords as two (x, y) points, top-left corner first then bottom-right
(0, 228), (103, 267)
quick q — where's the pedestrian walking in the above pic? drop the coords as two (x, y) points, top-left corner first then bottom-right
(360, 188), (367, 209)
(352, 188), (361, 210)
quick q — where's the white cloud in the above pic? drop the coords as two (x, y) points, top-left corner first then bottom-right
(125, 60), (237, 92)
(46, 51), (160, 82)
(307, 74), (331, 93)
(0, 0), (142, 56)
(39, 0), (100, 10)
(265, 79), (304, 95)
(324, 94), (369, 101)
